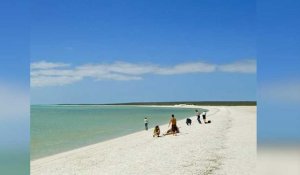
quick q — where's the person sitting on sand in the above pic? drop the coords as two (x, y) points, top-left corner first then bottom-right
(163, 128), (173, 136)
(186, 118), (192, 125)
(163, 125), (180, 136)
(168, 114), (178, 136)
(153, 125), (160, 137)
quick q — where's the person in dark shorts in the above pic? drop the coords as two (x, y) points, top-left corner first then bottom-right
(168, 114), (177, 136)
(195, 110), (201, 124)
(186, 118), (192, 125)
(202, 111), (207, 123)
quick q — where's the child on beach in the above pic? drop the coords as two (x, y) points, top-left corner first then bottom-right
(144, 117), (148, 130)
(153, 125), (160, 137)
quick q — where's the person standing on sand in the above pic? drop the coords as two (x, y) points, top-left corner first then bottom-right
(168, 114), (177, 135)
(196, 110), (201, 124)
(144, 117), (148, 130)
(202, 111), (207, 123)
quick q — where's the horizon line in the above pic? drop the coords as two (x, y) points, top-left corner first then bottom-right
(31, 100), (257, 106)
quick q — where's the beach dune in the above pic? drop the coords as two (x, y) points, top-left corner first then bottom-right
(31, 106), (256, 175)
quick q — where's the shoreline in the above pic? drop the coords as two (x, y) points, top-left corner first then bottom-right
(31, 105), (215, 160)
(31, 105), (256, 175)
(32, 101), (257, 106)
(31, 104), (207, 160)
(31, 105), (208, 160)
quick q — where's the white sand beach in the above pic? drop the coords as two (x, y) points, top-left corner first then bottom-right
(257, 145), (300, 175)
(31, 106), (256, 175)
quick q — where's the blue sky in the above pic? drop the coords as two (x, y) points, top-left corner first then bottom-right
(0, 0), (29, 148)
(1, 0), (29, 86)
(258, 0), (300, 142)
(31, 0), (256, 104)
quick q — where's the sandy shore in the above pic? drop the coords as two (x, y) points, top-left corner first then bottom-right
(31, 106), (256, 175)
(257, 145), (300, 175)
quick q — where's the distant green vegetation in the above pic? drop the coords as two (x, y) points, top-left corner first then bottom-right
(106, 101), (256, 106)
(57, 101), (256, 106)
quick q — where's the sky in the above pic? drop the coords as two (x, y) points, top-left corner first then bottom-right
(257, 0), (300, 142)
(0, 0), (29, 148)
(30, 0), (256, 104)
(1, 0), (29, 86)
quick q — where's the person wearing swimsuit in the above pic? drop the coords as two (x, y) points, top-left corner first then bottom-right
(168, 114), (177, 136)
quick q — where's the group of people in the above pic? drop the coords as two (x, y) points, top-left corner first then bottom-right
(153, 114), (179, 137)
(144, 114), (179, 137)
(187, 110), (208, 125)
(144, 109), (209, 137)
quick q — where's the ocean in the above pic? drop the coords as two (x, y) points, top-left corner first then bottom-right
(31, 105), (206, 160)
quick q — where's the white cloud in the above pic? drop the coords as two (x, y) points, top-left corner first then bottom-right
(31, 75), (82, 87)
(218, 59), (256, 73)
(31, 59), (256, 87)
(95, 74), (142, 81)
(155, 62), (216, 75)
(76, 62), (156, 76)
(31, 60), (70, 69)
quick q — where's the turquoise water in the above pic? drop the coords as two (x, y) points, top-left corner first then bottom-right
(31, 105), (206, 160)
(0, 150), (29, 175)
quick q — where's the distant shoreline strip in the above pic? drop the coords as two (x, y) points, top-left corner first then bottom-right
(35, 101), (257, 106)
